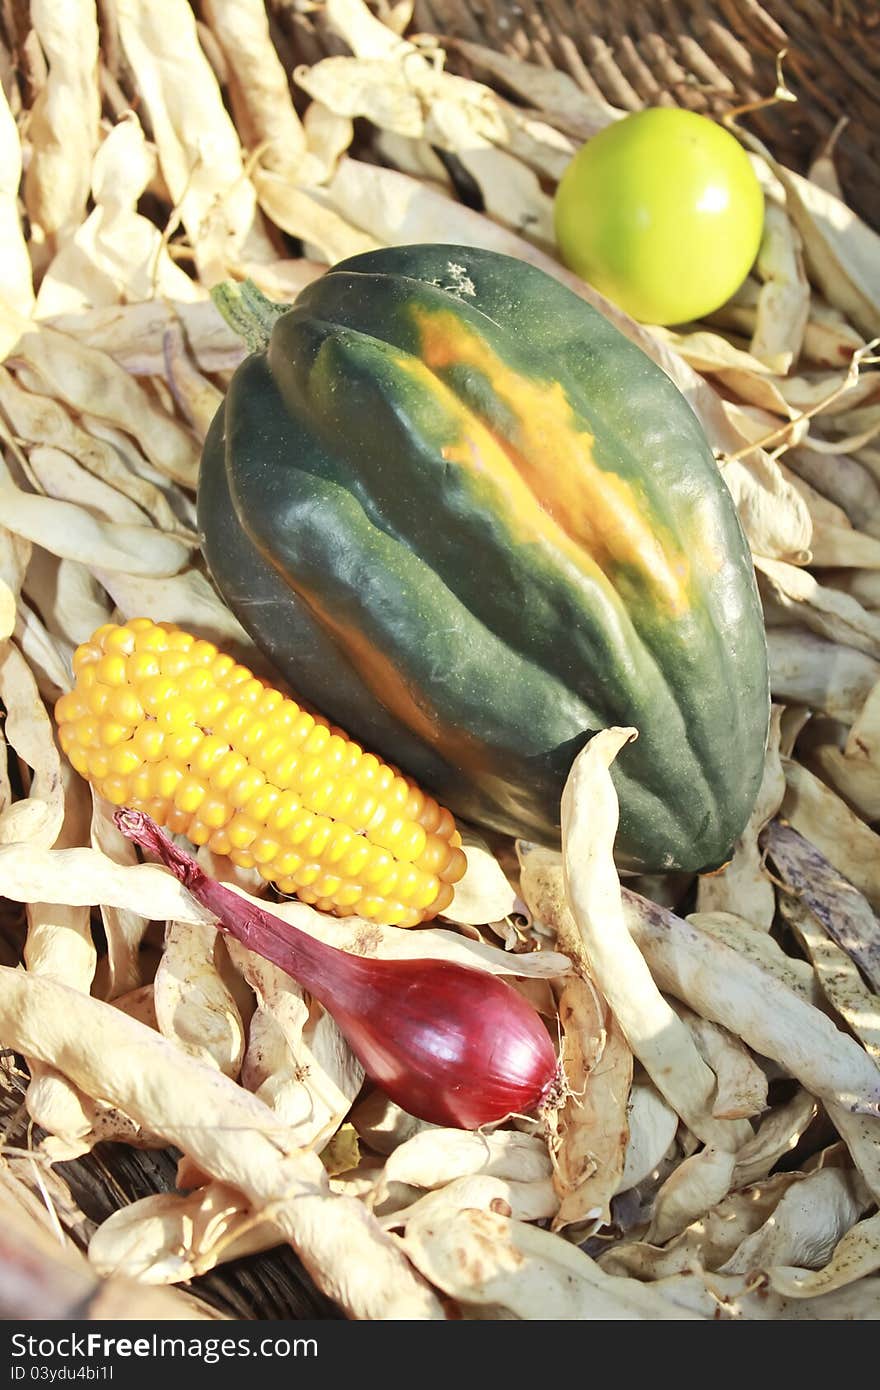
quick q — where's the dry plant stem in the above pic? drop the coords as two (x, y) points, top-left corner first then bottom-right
(780, 760), (880, 914)
(89, 1184), (281, 1284)
(764, 821), (880, 992)
(0, 967), (443, 1319)
(114, 811), (556, 1130)
(0, 1181), (220, 1321)
(0, 84), (33, 315)
(114, 0), (275, 279)
(153, 920), (246, 1077)
(200, 0), (307, 172)
(2, 0), (879, 1320)
(0, 838), (570, 981)
(226, 936), (363, 1152)
(402, 1206), (702, 1319)
(21, 763), (97, 1157)
(558, 730), (751, 1152)
(720, 340), (880, 466)
(550, 977), (632, 1231)
(622, 893), (880, 1199)
(779, 894), (880, 1064)
(0, 639), (65, 849)
(24, 0), (101, 242)
(695, 705), (785, 928)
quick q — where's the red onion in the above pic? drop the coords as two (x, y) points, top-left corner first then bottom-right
(116, 809), (558, 1130)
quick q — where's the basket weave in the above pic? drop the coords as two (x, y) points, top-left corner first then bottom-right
(4, 0), (877, 1326)
(426, 0), (880, 230)
(278, 0), (880, 231)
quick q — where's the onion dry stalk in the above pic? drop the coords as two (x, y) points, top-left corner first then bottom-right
(116, 809), (558, 1130)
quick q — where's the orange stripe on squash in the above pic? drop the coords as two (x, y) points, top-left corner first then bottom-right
(410, 305), (694, 618)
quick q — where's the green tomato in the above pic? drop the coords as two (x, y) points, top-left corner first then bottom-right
(554, 108), (764, 325)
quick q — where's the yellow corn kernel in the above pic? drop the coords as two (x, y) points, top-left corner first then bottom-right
(132, 722), (165, 762)
(248, 785), (280, 822)
(357, 894), (389, 922)
(304, 819), (333, 859)
(274, 850), (304, 880)
(251, 834), (281, 866)
(190, 640), (218, 666)
(86, 685), (112, 716)
(109, 745), (141, 777)
(55, 691), (87, 723)
(238, 678), (264, 706)
(199, 794), (232, 830)
(57, 723), (76, 754)
(292, 710), (315, 742)
(299, 756), (326, 791)
(173, 775), (206, 815)
(257, 688), (284, 715)
(192, 735), (230, 777)
(325, 784), (357, 822)
(102, 626), (136, 655)
(227, 813), (259, 850)
(133, 624), (168, 653)
(88, 750), (112, 780)
(239, 718), (271, 755)
(186, 819), (212, 846)
(229, 766), (265, 806)
(128, 652), (161, 683)
(166, 806), (193, 836)
(140, 674), (177, 713)
(210, 750), (247, 791)
(211, 653), (235, 680)
(417, 799), (442, 834)
(165, 728), (203, 763)
(156, 698), (197, 733)
(332, 883), (365, 909)
(294, 863), (323, 888)
(304, 779), (337, 815)
(151, 760), (183, 800)
(270, 749), (302, 785)
(303, 724), (330, 756)
(360, 849), (394, 887)
(349, 791), (378, 830)
(159, 648), (192, 677)
(108, 688), (145, 725)
(196, 688), (231, 724)
(130, 769), (153, 801)
(100, 775), (131, 806)
(269, 791), (301, 832)
(72, 642), (101, 673)
(55, 618), (467, 926)
(207, 828), (232, 856)
(216, 704), (251, 739)
(99, 721), (130, 748)
(286, 810), (316, 846)
(68, 747), (90, 777)
(337, 840), (372, 879)
(75, 716), (102, 749)
(178, 667), (214, 699)
(95, 654), (129, 687)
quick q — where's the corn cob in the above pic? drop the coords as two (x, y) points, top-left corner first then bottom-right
(55, 619), (467, 927)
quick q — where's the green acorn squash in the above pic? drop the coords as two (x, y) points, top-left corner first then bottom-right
(198, 244), (769, 873)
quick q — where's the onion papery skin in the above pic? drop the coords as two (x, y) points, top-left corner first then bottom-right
(115, 808), (558, 1130)
(317, 955), (558, 1130)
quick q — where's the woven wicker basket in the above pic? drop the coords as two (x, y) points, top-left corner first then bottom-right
(2, 0), (876, 1324)
(281, 0), (880, 230)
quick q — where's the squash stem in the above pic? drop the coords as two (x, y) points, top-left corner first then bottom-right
(210, 279), (287, 353)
